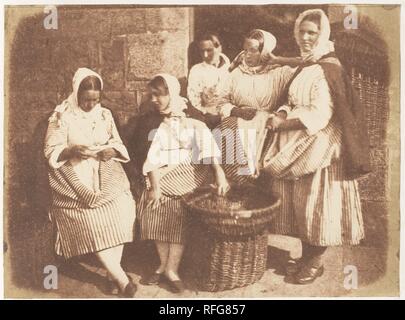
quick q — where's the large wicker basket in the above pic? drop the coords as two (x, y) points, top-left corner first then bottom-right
(185, 226), (269, 292)
(183, 185), (280, 237)
(183, 185), (280, 292)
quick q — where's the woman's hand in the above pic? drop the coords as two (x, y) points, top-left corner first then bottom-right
(146, 188), (162, 209)
(230, 107), (257, 120)
(267, 114), (286, 131)
(97, 148), (117, 161)
(215, 173), (230, 196)
(68, 145), (94, 160)
(211, 164), (230, 196)
(267, 53), (280, 65)
(302, 53), (316, 63)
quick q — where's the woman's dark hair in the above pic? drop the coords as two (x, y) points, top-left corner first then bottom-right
(78, 76), (102, 99)
(148, 76), (169, 96)
(199, 33), (221, 48)
(301, 13), (321, 28)
(246, 29), (264, 52)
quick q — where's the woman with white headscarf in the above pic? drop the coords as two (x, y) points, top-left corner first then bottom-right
(216, 29), (296, 184)
(265, 9), (370, 284)
(44, 68), (137, 297)
(137, 73), (229, 293)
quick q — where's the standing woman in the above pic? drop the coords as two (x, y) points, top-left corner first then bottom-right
(216, 29), (296, 184)
(137, 74), (229, 293)
(44, 68), (136, 297)
(265, 9), (370, 284)
(187, 33), (230, 116)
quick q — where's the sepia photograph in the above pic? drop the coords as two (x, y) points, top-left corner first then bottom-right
(2, 2), (401, 299)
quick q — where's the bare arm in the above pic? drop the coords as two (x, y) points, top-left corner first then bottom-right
(146, 169), (162, 208)
(211, 162), (230, 196)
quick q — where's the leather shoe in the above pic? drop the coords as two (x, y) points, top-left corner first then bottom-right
(295, 265), (324, 285)
(105, 277), (119, 295)
(285, 258), (304, 276)
(119, 278), (137, 298)
(164, 277), (185, 294)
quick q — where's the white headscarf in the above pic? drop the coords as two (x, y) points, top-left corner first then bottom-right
(239, 29), (278, 75)
(52, 67), (104, 122)
(294, 9), (335, 61)
(153, 73), (188, 117)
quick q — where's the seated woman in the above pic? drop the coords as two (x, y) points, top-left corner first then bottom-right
(216, 29), (296, 184)
(136, 73), (229, 294)
(264, 9), (370, 284)
(44, 68), (136, 297)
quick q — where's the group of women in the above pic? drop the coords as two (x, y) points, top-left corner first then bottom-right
(44, 9), (370, 297)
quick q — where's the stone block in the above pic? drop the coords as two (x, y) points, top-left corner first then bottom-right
(127, 33), (165, 79)
(126, 79), (149, 91)
(161, 30), (189, 78)
(58, 7), (111, 41)
(144, 8), (163, 33)
(110, 8), (146, 35)
(159, 7), (190, 31)
(128, 30), (188, 79)
(145, 7), (190, 32)
(101, 39), (126, 90)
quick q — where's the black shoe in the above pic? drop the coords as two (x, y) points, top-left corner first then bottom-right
(119, 279), (137, 298)
(106, 273), (133, 295)
(105, 277), (119, 295)
(285, 258), (304, 276)
(295, 265), (324, 285)
(164, 276), (185, 294)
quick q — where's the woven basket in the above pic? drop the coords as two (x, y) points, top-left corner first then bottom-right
(183, 185), (279, 291)
(351, 70), (389, 147)
(183, 185), (280, 237)
(186, 224), (269, 292)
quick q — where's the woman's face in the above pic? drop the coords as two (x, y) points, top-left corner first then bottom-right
(243, 38), (261, 67)
(149, 87), (171, 114)
(78, 90), (100, 112)
(298, 20), (320, 52)
(199, 39), (221, 65)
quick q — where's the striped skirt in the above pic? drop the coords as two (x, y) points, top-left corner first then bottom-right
(138, 192), (189, 244)
(269, 158), (365, 246)
(51, 191), (136, 259)
(213, 116), (268, 185)
(138, 156), (211, 244)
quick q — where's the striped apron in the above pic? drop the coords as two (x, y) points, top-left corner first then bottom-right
(261, 121), (365, 246)
(48, 159), (136, 259)
(213, 113), (269, 185)
(138, 153), (211, 244)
